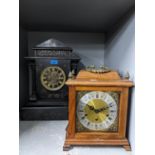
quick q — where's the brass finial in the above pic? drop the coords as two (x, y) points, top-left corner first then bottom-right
(68, 70), (75, 79)
(124, 71), (130, 79)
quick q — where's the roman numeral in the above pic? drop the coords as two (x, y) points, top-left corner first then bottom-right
(110, 110), (116, 113)
(95, 124), (98, 129)
(81, 116), (85, 119)
(109, 103), (113, 107)
(78, 110), (83, 112)
(108, 117), (112, 120)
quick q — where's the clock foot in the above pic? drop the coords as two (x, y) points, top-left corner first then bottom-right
(63, 144), (72, 151)
(123, 145), (131, 151)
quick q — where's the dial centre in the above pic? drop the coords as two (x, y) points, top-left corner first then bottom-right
(84, 99), (109, 123)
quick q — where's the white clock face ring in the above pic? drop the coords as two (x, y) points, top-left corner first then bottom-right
(77, 91), (118, 131)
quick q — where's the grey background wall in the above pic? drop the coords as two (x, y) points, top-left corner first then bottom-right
(105, 14), (135, 151)
(28, 32), (105, 67)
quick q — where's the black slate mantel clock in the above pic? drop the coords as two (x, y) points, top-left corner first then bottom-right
(20, 39), (80, 120)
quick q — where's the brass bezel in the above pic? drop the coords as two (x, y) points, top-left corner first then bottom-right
(40, 66), (66, 91)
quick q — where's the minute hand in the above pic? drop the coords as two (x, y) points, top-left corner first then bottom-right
(95, 106), (109, 113)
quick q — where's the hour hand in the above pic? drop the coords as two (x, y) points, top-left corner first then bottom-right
(87, 104), (94, 110)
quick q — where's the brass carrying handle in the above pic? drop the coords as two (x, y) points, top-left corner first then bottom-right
(86, 65), (111, 73)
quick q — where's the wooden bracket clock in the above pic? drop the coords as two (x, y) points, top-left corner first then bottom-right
(64, 68), (134, 151)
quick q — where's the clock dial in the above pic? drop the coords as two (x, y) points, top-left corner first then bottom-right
(77, 91), (118, 131)
(40, 66), (66, 91)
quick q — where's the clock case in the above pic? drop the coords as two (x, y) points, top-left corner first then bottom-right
(64, 70), (134, 151)
(20, 39), (80, 120)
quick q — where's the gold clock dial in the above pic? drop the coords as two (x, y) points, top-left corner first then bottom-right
(40, 66), (66, 91)
(77, 91), (118, 131)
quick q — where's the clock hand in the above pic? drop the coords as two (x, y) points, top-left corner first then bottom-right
(87, 104), (95, 110)
(100, 106), (109, 111)
(87, 104), (101, 113)
(87, 104), (109, 113)
(94, 106), (109, 113)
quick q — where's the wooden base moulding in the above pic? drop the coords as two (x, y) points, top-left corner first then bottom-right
(63, 137), (131, 151)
